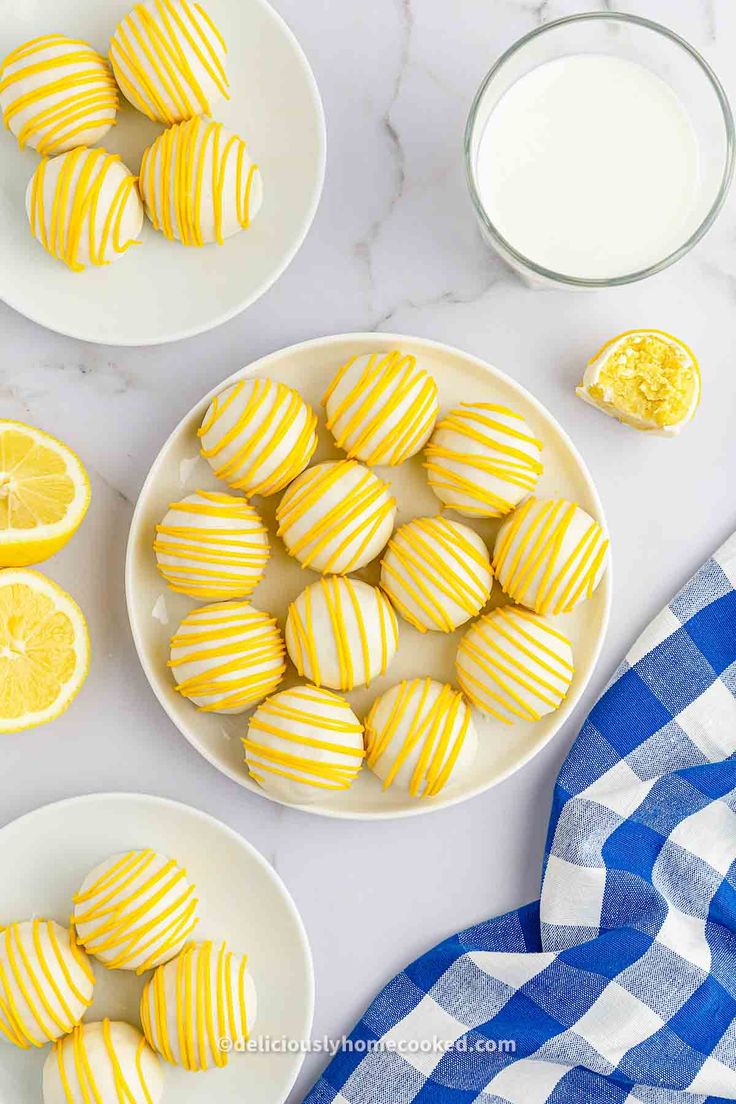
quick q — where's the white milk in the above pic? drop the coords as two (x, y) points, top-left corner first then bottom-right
(475, 54), (700, 279)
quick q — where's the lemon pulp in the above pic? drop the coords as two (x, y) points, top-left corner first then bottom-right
(0, 571), (89, 732)
(0, 422), (90, 566)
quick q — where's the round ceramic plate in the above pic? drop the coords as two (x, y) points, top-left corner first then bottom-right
(0, 793), (314, 1103)
(0, 0), (325, 345)
(126, 332), (612, 819)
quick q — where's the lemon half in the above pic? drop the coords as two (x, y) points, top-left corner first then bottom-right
(0, 421), (91, 567)
(576, 330), (700, 436)
(0, 569), (89, 733)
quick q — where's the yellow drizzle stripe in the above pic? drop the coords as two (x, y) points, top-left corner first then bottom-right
(287, 578), (398, 690)
(243, 685), (364, 791)
(29, 148), (141, 272)
(32, 924), (80, 1036)
(381, 516), (491, 632)
(54, 924), (95, 997)
(73, 849), (199, 974)
(154, 490), (269, 598)
(141, 941), (249, 1071)
(0, 921), (92, 1049)
(457, 607), (574, 723)
(140, 116), (256, 246)
(169, 602), (285, 711)
(276, 460), (396, 573)
(0, 36), (118, 154)
(323, 350), (438, 465)
(54, 1020), (156, 1104)
(109, 0), (229, 125)
(198, 378), (318, 495)
(365, 678), (471, 798)
(493, 497), (608, 615)
(425, 403), (543, 516)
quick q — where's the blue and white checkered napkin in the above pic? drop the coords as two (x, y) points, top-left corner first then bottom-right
(305, 535), (736, 1104)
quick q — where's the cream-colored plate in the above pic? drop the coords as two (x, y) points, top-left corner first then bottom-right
(0, 0), (325, 345)
(126, 332), (612, 818)
(0, 793), (314, 1104)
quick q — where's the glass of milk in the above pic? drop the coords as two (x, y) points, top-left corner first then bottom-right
(465, 12), (734, 288)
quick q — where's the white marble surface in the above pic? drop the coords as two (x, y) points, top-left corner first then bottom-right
(2, 0), (736, 1099)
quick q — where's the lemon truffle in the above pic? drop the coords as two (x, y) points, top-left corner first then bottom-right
(140, 117), (262, 246)
(380, 516), (492, 632)
(169, 600), (285, 712)
(456, 607), (574, 723)
(244, 684), (365, 804)
(323, 350), (439, 465)
(276, 460), (397, 574)
(73, 849), (199, 973)
(199, 377), (318, 497)
(286, 576), (398, 690)
(493, 497), (609, 615)
(109, 0), (229, 125)
(425, 402), (543, 517)
(26, 148), (143, 272)
(0, 920), (94, 1049)
(154, 490), (269, 600)
(365, 678), (478, 798)
(0, 35), (118, 155)
(43, 1020), (163, 1104)
(576, 329), (700, 435)
(140, 940), (256, 1071)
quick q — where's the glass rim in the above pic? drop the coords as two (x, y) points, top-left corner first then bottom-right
(464, 10), (736, 288)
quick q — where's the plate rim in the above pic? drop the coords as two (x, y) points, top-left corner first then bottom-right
(125, 330), (613, 819)
(0, 790), (316, 1104)
(0, 0), (327, 347)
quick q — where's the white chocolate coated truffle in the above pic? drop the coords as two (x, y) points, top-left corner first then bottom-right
(323, 350), (439, 465)
(380, 516), (492, 632)
(0, 920), (94, 1049)
(0, 35), (118, 155)
(276, 460), (396, 574)
(493, 497), (609, 615)
(365, 678), (478, 798)
(73, 849), (199, 973)
(26, 149), (143, 272)
(154, 490), (269, 600)
(286, 577), (398, 691)
(140, 940), (256, 1071)
(110, 0), (229, 124)
(425, 402), (543, 517)
(199, 377), (318, 497)
(456, 606), (574, 723)
(244, 684), (365, 804)
(140, 117), (262, 246)
(576, 330), (700, 436)
(169, 600), (285, 712)
(43, 1020), (163, 1104)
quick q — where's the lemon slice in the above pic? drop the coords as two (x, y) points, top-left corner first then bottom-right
(0, 421), (91, 567)
(576, 330), (700, 436)
(0, 569), (89, 733)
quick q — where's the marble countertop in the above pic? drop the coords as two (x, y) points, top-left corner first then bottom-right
(2, 0), (736, 1099)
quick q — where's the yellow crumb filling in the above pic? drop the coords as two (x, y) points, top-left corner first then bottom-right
(588, 333), (698, 428)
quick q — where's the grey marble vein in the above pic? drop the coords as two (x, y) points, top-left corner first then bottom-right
(353, 0), (413, 298)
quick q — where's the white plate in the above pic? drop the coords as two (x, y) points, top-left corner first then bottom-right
(0, 792), (314, 1103)
(126, 332), (612, 819)
(0, 0), (325, 345)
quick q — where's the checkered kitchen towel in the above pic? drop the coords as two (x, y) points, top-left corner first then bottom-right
(305, 534), (736, 1103)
